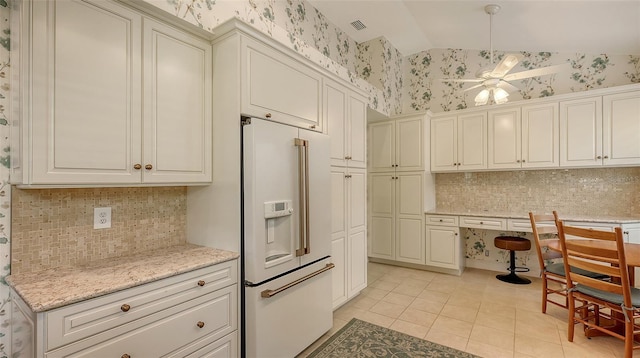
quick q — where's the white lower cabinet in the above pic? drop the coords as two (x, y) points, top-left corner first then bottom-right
(11, 261), (238, 357)
(368, 172), (424, 265)
(331, 167), (367, 309)
(425, 215), (464, 273)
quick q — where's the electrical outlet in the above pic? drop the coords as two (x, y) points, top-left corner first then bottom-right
(485, 249), (490, 256)
(94, 207), (111, 229)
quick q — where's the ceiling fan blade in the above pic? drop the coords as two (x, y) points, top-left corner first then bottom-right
(463, 83), (485, 92)
(503, 63), (570, 82)
(497, 81), (520, 93)
(438, 78), (484, 83)
(489, 54), (521, 78)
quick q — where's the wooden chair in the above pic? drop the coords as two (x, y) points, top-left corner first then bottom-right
(557, 221), (640, 358)
(529, 211), (566, 312)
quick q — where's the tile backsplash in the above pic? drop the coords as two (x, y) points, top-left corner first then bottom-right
(11, 187), (187, 274)
(435, 167), (640, 216)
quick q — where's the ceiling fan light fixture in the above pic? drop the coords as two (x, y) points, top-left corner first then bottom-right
(475, 88), (491, 106)
(493, 87), (510, 104)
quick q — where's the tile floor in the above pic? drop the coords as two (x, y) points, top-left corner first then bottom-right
(299, 262), (632, 358)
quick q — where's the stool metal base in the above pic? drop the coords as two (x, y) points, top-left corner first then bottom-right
(496, 272), (531, 285)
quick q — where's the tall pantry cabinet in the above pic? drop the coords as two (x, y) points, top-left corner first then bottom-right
(326, 78), (368, 309)
(368, 114), (426, 265)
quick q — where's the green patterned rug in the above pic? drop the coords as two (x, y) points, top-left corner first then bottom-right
(308, 318), (481, 358)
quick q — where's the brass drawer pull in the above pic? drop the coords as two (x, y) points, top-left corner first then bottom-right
(197, 280), (205, 287)
(133, 164), (141, 170)
(265, 113), (272, 118)
(197, 321), (205, 328)
(120, 304), (131, 312)
(145, 164), (153, 170)
(122, 354), (131, 358)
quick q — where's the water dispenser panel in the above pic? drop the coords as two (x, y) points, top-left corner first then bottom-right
(264, 200), (293, 219)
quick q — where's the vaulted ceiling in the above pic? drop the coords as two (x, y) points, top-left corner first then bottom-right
(307, 0), (640, 56)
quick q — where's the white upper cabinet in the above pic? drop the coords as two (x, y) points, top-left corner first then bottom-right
(12, 0), (212, 186)
(488, 103), (558, 169)
(241, 36), (322, 132)
(369, 115), (423, 172)
(325, 79), (367, 168)
(431, 113), (487, 172)
(603, 91), (640, 166)
(560, 96), (603, 167)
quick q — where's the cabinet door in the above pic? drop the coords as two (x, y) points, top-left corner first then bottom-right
(560, 97), (603, 167)
(396, 117), (423, 171)
(331, 237), (347, 308)
(425, 225), (459, 269)
(330, 168), (347, 238)
(241, 36), (322, 131)
(458, 113), (487, 171)
(369, 122), (395, 172)
(488, 107), (521, 169)
(30, 0), (142, 184)
(348, 169), (366, 233)
(348, 230), (368, 295)
(603, 91), (640, 166)
(368, 173), (395, 260)
(395, 173), (424, 264)
(348, 93), (367, 168)
(430, 116), (457, 172)
(521, 102), (559, 168)
(325, 81), (347, 167)
(143, 19), (212, 183)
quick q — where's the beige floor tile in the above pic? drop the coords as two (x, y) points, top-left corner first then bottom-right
(393, 282), (427, 297)
(475, 311), (516, 333)
(425, 329), (469, 352)
(465, 339), (514, 358)
(446, 292), (483, 309)
(360, 286), (389, 300)
(381, 291), (415, 307)
(439, 303), (479, 323)
(333, 303), (365, 322)
(478, 300), (517, 320)
(515, 334), (564, 358)
(429, 315), (474, 339)
(409, 297), (445, 314)
(369, 300), (407, 318)
(353, 310), (396, 328)
(389, 319), (429, 339)
(398, 307), (438, 328)
(369, 278), (400, 291)
(469, 324), (515, 351)
(417, 288), (451, 304)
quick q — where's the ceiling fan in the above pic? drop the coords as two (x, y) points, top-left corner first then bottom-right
(442, 4), (568, 106)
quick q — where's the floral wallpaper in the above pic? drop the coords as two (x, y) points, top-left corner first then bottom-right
(356, 37), (403, 115)
(404, 48), (640, 113)
(0, 1), (9, 355)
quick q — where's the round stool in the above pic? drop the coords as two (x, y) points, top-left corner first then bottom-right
(494, 236), (531, 284)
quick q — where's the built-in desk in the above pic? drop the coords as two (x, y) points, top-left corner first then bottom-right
(425, 210), (640, 276)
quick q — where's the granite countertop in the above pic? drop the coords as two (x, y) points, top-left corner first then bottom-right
(425, 209), (640, 224)
(6, 244), (240, 313)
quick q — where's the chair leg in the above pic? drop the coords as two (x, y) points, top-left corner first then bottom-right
(625, 318), (633, 358)
(568, 293), (575, 342)
(542, 275), (548, 313)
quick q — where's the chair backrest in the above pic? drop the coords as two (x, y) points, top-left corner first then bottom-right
(529, 211), (562, 271)
(557, 221), (631, 305)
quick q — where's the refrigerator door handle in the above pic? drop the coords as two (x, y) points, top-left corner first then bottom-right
(295, 138), (311, 256)
(260, 263), (334, 298)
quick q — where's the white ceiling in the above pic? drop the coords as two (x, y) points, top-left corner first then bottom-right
(307, 0), (640, 56)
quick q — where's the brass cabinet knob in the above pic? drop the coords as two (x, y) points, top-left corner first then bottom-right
(310, 125), (316, 129)
(597, 155), (602, 159)
(604, 156), (609, 159)
(516, 159), (521, 163)
(197, 321), (205, 328)
(197, 280), (205, 287)
(145, 164), (153, 170)
(522, 159), (526, 163)
(122, 354), (131, 358)
(121, 304), (131, 312)
(265, 113), (272, 118)
(345, 156), (352, 160)
(133, 164), (142, 170)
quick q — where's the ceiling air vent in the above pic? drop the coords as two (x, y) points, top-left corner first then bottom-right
(350, 20), (366, 31)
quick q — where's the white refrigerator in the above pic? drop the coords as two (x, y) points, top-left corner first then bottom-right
(242, 117), (333, 358)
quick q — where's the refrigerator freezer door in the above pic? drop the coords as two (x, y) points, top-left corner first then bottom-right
(244, 258), (333, 358)
(243, 119), (301, 283)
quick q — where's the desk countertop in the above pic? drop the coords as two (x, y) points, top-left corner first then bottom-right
(425, 210), (640, 224)
(6, 244), (239, 312)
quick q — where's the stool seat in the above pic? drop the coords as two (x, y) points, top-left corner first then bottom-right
(494, 236), (531, 251)
(494, 236), (531, 285)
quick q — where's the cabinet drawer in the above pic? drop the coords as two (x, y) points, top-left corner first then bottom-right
(46, 261), (237, 350)
(425, 215), (459, 227)
(507, 219), (533, 233)
(46, 286), (237, 357)
(168, 331), (238, 358)
(459, 216), (506, 230)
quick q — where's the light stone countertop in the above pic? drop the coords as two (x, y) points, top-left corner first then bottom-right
(6, 244), (239, 313)
(425, 209), (640, 224)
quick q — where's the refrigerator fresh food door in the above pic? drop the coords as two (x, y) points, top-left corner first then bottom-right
(244, 258), (333, 358)
(297, 128), (332, 267)
(243, 118), (301, 283)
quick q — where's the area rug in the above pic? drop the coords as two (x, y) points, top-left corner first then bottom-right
(307, 318), (480, 358)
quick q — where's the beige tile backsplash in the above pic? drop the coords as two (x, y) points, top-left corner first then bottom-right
(435, 167), (640, 216)
(11, 187), (187, 274)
